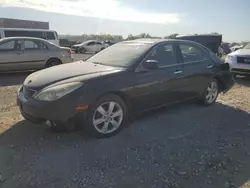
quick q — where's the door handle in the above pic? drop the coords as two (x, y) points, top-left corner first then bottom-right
(174, 70), (183, 75)
(207, 65), (213, 69)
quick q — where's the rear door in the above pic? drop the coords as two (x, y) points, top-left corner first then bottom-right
(176, 42), (214, 97)
(0, 39), (24, 71)
(130, 42), (186, 111)
(85, 41), (95, 52)
(95, 41), (104, 51)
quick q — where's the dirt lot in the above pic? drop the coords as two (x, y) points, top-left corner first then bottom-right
(1, 61), (250, 187)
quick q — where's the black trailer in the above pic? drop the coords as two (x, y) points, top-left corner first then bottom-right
(176, 34), (222, 54)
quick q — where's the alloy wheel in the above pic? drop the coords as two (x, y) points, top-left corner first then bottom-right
(92, 101), (123, 134)
(205, 81), (218, 104)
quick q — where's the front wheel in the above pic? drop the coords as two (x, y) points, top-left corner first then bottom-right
(85, 94), (128, 138)
(201, 79), (219, 105)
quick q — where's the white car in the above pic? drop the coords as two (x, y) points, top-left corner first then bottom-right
(71, 40), (106, 54)
(225, 43), (250, 78)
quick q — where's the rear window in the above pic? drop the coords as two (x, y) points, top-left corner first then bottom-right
(203, 46), (224, 64)
(4, 30), (45, 39)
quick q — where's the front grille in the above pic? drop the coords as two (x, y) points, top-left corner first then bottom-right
(23, 86), (36, 99)
(237, 56), (250, 64)
(231, 68), (250, 74)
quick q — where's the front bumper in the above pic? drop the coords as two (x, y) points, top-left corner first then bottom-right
(229, 61), (250, 75)
(17, 87), (88, 124)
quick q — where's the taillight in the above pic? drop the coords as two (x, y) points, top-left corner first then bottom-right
(68, 49), (72, 54)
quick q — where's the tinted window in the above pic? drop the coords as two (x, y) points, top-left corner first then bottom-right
(4, 30), (45, 39)
(0, 40), (22, 51)
(28, 31), (45, 39)
(146, 43), (176, 67)
(86, 42), (152, 67)
(95, 42), (102, 45)
(179, 44), (204, 63)
(87, 42), (95, 45)
(46, 32), (55, 40)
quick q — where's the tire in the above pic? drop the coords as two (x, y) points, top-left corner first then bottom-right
(201, 79), (219, 106)
(79, 48), (86, 54)
(84, 94), (128, 138)
(45, 58), (61, 68)
(232, 73), (237, 80)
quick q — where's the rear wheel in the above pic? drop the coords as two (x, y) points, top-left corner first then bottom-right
(84, 94), (128, 138)
(201, 79), (219, 105)
(45, 59), (61, 68)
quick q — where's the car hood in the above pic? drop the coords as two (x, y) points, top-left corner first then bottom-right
(229, 49), (250, 56)
(23, 61), (123, 89)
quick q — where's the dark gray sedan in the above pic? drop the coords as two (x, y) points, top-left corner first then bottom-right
(17, 39), (234, 138)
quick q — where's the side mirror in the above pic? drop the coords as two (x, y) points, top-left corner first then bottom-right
(143, 60), (159, 70)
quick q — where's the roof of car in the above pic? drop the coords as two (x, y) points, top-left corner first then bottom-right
(177, 34), (222, 37)
(122, 38), (202, 45)
(0, 36), (49, 42)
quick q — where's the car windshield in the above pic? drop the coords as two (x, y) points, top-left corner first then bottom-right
(86, 42), (152, 67)
(243, 43), (250, 49)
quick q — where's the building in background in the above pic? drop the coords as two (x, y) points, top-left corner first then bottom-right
(0, 18), (49, 29)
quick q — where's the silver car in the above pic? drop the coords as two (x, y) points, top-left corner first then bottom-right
(0, 37), (73, 72)
(71, 40), (107, 54)
(225, 43), (250, 78)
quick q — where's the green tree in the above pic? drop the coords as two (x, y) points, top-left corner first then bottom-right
(164, 33), (179, 39)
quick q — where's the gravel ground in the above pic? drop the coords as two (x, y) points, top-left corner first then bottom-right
(1, 63), (250, 188)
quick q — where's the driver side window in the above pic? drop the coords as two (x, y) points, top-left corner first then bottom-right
(146, 43), (176, 67)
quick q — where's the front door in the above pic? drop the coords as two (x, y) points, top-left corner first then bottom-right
(130, 42), (186, 112)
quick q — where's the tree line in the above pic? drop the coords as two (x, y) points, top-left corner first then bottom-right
(60, 33), (248, 46)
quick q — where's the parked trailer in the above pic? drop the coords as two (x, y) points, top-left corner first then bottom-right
(176, 34), (222, 54)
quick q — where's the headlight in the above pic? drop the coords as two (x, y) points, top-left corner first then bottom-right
(33, 82), (83, 101)
(225, 55), (236, 64)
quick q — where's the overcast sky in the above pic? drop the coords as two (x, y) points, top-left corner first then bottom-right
(0, 0), (249, 42)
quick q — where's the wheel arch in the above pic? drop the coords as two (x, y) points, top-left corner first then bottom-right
(95, 91), (132, 112)
(213, 76), (225, 92)
(45, 57), (62, 66)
